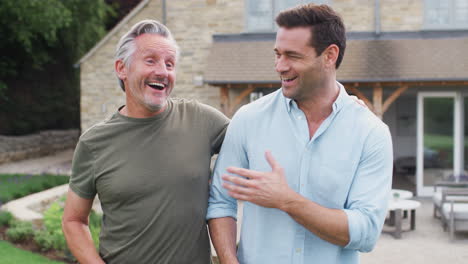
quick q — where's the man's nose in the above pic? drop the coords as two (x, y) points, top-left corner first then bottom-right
(275, 57), (289, 74)
(152, 61), (168, 77)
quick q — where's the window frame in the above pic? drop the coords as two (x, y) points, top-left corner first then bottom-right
(423, 0), (468, 30)
(244, 0), (331, 33)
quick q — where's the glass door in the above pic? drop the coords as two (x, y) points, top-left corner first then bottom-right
(417, 92), (461, 196)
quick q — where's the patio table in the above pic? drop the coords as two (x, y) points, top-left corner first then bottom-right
(390, 189), (413, 200)
(385, 199), (421, 239)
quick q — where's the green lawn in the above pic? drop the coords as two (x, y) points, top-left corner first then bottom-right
(0, 174), (69, 204)
(424, 134), (454, 150)
(0, 241), (64, 264)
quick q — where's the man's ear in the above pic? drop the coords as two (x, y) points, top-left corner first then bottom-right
(115, 59), (127, 81)
(322, 44), (339, 68)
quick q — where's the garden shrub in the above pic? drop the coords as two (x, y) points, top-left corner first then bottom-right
(89, 211), (102, 248)
(6, 220), (34, 242)
(34, 199), (102, 251)
(0, 211), (13, 227)
(34, 202), (66, 251)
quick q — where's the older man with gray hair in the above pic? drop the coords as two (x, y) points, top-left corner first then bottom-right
(62, 20), (229, 264)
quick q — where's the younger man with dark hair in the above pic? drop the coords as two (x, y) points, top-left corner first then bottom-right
(208, 4), (393, 264)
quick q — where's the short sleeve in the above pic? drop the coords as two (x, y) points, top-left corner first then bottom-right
(200, 103), (230, 155)
(69, 140), (97, 199)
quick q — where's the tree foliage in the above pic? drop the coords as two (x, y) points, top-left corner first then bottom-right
(0, 0), (115, 135)
(0, 0), (71, 79)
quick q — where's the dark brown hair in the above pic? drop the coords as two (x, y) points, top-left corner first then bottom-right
(275, 4), (346, 69)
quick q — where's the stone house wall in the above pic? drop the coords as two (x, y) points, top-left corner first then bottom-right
(80, 0), (427, 131)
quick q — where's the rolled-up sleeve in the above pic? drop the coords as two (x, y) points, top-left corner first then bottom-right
(207, 107), (249, 221)
(344, 124), (393, 252)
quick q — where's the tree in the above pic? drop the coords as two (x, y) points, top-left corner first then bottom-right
(0, 0), (71, 88)
(0, 0), (114, 135)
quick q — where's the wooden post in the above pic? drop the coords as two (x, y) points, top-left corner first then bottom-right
(229, 84), (255, 116)
(220, 85), (230, 115)
(373, 83), (383, 119)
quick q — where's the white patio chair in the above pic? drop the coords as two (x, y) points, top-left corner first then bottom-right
(440, 188), (468, 240)
(433, 181), (468, 218)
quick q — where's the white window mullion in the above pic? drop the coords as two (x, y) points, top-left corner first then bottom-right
(454, 92), (463, 179)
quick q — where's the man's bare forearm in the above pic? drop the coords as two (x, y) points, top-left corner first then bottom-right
(222, 154), (350, 247)
(62, 220), (105, 264)
(208, 217), (239, 264)
(62, 190), (104, 264)
(280, 192), (349, 246)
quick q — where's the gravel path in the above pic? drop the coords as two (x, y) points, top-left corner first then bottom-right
(0, 149), (73, 175)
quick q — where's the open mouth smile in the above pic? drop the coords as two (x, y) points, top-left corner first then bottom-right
(281, 76), (297, 83)
(147, 82), (166, 90)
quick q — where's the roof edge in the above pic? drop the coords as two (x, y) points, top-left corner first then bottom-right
(347, 30), (468, 40)
(77, 0), (151, 65)
(212, 30), (468, 42)
(339, 78), (468, 83)
(205, 80), (280, 84)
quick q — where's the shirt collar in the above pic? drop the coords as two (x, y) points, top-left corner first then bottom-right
(333, 82), (349, 113)
(284, 81), (349, 113)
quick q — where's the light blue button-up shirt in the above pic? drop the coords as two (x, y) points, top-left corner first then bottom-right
(207, 83), (393, 264)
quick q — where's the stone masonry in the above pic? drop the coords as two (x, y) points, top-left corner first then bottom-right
(0, 129), (79, 164)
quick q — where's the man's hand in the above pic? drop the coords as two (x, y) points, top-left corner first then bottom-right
(222, 151), (297, 209)
(222, 151), (351, 246)
(350, 95), (367, 107)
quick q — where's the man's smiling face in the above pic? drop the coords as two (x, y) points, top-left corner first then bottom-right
(117, 33), (177, 115)
(274, 26), (326, 102)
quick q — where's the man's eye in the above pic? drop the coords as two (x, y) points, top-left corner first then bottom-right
(146, 59), (154, 64)
(166, 63), (174, 68)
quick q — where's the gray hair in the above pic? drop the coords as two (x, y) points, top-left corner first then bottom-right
(115, 19), (180, 91)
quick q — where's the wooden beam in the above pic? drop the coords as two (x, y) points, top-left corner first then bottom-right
(342, 80), (468, 87)
(345, 86), (374, 111)
(208, 82), (280, 89)
(373, 83), (383, 119)
(209, 80), (468, 89)
(382, 84), (409, 113)
(229, 85), (256, 116)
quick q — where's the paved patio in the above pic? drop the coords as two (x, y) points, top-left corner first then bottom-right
(361, 197), (468, 264)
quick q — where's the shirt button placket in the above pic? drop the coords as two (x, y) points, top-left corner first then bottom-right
(293, 149), (308, 264)
(293, 227), (306, 264)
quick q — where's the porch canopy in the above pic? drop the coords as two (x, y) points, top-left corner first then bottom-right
(204, 31), (468, 117)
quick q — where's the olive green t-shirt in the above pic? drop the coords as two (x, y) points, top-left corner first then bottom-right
(69, 98), (229, 264)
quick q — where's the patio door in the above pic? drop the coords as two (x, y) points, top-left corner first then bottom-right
(416, 92), (463, 196)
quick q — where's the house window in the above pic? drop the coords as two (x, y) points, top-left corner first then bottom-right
(246, 0), (330, 32)
(424, 0), (468, 29)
